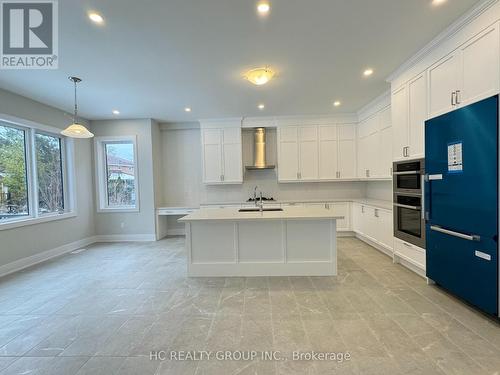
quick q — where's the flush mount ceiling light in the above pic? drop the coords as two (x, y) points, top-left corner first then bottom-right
(61, 77), (94, 139)
(258, 104), (265, 110)
(333, 101), (341, 107)
(184, 107), (192, 112)
(112, 109), (120, 115)
(243, 67), (276, 86)
(88, 12), (104, 24)
(363, 68), (374, 77)
(432, 0), (447, 5)
(257, 1), (270, 15)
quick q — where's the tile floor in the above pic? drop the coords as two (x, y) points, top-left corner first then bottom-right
(0, 237), (499, 374)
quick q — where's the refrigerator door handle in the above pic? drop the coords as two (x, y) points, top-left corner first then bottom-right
(421, 174), (425, 220)
(430, 225), (481, 242)
(393, 171), (420, 175)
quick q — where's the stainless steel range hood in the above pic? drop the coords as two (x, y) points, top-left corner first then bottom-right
(245, 127), (275, 170)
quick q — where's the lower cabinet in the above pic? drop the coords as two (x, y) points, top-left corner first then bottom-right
(393, 238), (426, 271)
(352, 203), (393, 252)
(304, 202), (351, 231)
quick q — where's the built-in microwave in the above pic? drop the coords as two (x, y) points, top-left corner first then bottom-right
(393, 159), (426, 249)
(393, 159), (425, 194)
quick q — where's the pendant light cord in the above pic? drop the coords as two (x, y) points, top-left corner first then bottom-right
(73, 79), (78, 124)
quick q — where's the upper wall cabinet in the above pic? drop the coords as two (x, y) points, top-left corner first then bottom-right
(357, 106), (392, 179)
(278, 126), (319, 182)
(392, 72), (427, 161)
(428, 23), (500, 118)
(202, 127), (243, 184)
(278, 124), (356, 182)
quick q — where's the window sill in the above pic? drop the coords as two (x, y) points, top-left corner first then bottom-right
(97, 207), (140, 213)
(0, 212), (77, 231)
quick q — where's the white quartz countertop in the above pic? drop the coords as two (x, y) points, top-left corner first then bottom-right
(159, 198), (392, 212)
(179, 206), (344, 222)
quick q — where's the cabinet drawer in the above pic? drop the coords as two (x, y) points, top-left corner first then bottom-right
(394, 239), (426, 269)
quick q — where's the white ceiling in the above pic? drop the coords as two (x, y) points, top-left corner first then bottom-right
(0, 0), (480, 122)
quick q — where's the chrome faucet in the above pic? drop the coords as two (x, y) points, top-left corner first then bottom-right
(253, 186), (259, 207)
(258, 191), (263, 212)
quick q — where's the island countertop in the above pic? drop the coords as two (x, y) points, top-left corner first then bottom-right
(179, 206), (344, 222)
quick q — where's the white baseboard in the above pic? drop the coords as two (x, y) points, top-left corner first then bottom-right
(354, 232), (393, 258)
(94, 234), (156, 242)
(0, 236), (97, 279)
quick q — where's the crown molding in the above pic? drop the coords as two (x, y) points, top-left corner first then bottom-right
(357, 90), (391, 121)
(386, 0), (499, 83)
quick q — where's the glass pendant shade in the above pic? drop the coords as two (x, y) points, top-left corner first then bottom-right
(61, 123), (94, 138)
(61, 76), (94, 139)
(244, 67), (275, 85)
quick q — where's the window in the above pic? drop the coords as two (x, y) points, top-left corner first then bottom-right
(0, 124), (29, 220)
(95, 136), (139, 211)
(0, 118), (74, 229)
(35, 133), (64, 215)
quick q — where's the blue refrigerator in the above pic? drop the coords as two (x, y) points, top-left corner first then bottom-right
(425, 95), (499, 317)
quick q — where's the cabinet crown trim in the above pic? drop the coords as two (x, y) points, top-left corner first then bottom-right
(386, 0), (498, 83)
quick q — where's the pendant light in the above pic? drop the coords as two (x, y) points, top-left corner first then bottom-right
(61, 76), (94, 138)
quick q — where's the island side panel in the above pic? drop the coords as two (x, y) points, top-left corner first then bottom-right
(186, 218), (337, 276)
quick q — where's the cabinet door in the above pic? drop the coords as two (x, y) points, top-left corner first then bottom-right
(391, 85), (408, 160)
(377, 209), (394, 251)
(222, 128), (242, 183)
(428, 52), (460, 118)
(338, 124), (356, 179)
(379, 126), (393, 178)
(202, 129), (222, 184)
(366, 131), (380, 178)
(318, 125), (338, 180)
(331, 202), (350, 231)
(352, 203), (363, 233)
(278, 127), (299, 181)
(460, 23), (500, 107)
(357, 136), (368, 178)
(408, 73), (427, 158)
(298, 127), (319, 180)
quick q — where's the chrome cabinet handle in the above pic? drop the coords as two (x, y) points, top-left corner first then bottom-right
(361, 205), (365, 213)
(393, 203), (421, 210)
(456, 90), (461, 105)
(430, 225), (480, 242)
(374, 209), (379, 218)
(451, 91), (457, 106)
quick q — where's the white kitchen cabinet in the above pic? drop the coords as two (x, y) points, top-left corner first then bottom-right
(460, 23), (500, 107)
(319, 125), (338, 180)
(202, 127), (242, 184)
(392, 72), (427, 160)
(278, 127), (299, 181)
(394, 238), (426, 271)
(408, 73), (426, 158)
(352, 203), (393, 253)
(304, 202), (351, 231)
(428, 22), (500, 118)
(337, 125), (357, 179)
(358, 107), (392, 179)
(279, 124), (355, 182)
(391, 85), (408, 160)
(299, 127), (319, 180)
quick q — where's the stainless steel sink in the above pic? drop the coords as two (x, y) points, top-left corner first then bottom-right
(238, 208), (284, 212)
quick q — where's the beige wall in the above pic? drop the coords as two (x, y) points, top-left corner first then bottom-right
(90, 119), (157, 237)
(0, 89), (95, 267)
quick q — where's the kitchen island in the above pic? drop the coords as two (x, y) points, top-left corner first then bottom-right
(179, 206), (342, 277)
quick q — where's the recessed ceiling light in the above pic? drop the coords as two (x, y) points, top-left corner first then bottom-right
(112, 110), (120, 115)
(432, 0), (447, 6)
(184, 107), (192, 112)
(333, 101), (341, 107)
(363, 68), (374, 77)
(257, 2), (270, 15)
(243, 67), (275, 86)
(88, 12), (104, 24)
(258, 104), (265, 110)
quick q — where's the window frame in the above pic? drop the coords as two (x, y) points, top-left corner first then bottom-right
(94, 135), (140, 213)
(0, 114), (76, 231)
